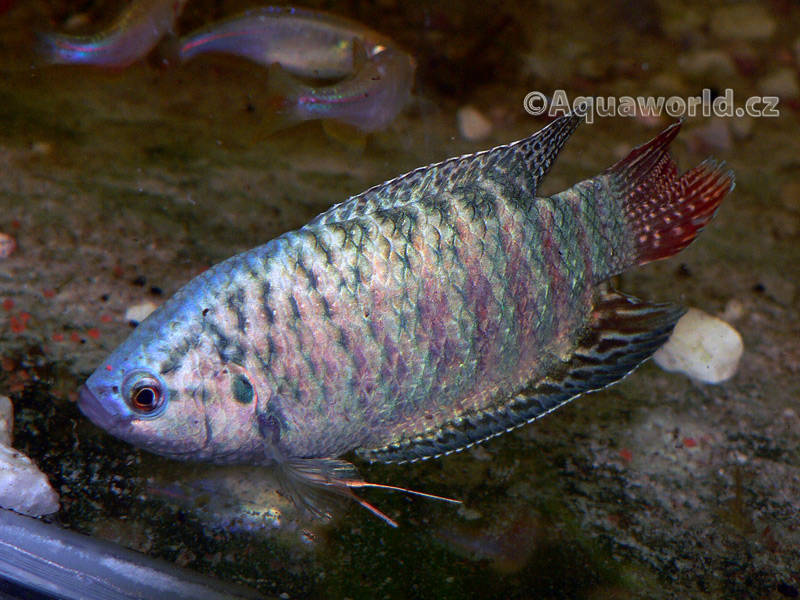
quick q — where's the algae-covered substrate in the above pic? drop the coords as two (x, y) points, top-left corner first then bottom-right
(1, 1), (800, 599)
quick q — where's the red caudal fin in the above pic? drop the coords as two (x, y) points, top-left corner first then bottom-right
(548, 121), (735, 282)
(606, 121), (735, 266)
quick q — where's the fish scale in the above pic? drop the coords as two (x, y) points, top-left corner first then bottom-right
(79, 108), (734, 522)
(250, 175), (590, 459)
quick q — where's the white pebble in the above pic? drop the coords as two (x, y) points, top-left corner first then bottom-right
(0, 233), (16, 259)
(709, 5), (776, 41)
(654, 308), (744, 384)
(457, 505), (482, 521)
(457, 105), (493, 142)
(125, 301), (158, 325)
(720, 299), (745, 323)
(30, 141), (52, 156)
(468, 445), (492, 462)
(0, 444), (59, 516)
(0, 396), (12, 446)
(758, 68), (800, 100)
(677, 50), (736, 85)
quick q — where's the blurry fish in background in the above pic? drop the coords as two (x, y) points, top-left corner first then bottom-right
(174, 6), (417, 141)
(177, 6), (393, 80)
(36, 2), (416, 140)
(258, 47), (416, 143)
(36, 0), (188, 68)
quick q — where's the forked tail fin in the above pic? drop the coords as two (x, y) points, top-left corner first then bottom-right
(550, 121), (735, 282)
(606, 121), (734, 267)
(252, 63), (306, 140)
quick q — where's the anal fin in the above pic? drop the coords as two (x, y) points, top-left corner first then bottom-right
(359, 285), (685, 464)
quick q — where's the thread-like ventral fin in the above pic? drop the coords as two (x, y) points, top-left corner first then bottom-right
(359, 284), (685, 464)
(271, 456), (460, 527)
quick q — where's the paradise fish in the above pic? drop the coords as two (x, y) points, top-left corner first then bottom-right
(78, 109), (734, 525)
(178, 6), (394, 80)
(37, 0), (187, 68)
(257, 47), (415, 137)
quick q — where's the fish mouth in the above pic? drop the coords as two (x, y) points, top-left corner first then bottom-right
(78, 385), (123, 431)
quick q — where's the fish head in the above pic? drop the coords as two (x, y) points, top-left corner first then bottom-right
(78, 301), (264, 464)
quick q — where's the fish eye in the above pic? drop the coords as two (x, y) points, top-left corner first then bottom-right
(122, 371), (167, 417)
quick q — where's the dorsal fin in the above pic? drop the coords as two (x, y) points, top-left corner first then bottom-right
(358, 284), (684, 465)
(306, 106), (588, 229)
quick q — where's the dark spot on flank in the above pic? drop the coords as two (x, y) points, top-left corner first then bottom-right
(202, 308), (209, 317)
(232, 373), (254, 404)
(132, 275), (146, 287)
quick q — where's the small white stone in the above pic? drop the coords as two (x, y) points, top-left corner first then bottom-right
(654, 308), (744, 384)
(457, 105), (493, 142)
(720, 299), (745, 323)
(710, 5), (776, 41)
(468, 445), (492, 462)
(0, 396), (12, 446)
(0, 444), (59, 516)
(125, 301), (158, 325)
(758, 68), (800, 100)
(457, 505), (482, 521)
(677, 50), (736, 85)
(30, 141), (52, 156)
